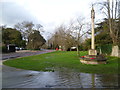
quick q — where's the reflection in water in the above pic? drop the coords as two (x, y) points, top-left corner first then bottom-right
(2, 66), (118, 88)
(95, 74), (118, 88)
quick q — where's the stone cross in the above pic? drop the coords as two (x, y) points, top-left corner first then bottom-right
(88, 5), (97, 55)
(91, 6), (95, 50)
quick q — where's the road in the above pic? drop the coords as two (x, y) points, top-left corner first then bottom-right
(2, 50), (54, 60)
(1, 50), (55, 89)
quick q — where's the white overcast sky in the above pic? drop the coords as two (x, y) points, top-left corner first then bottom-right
(0, 0), (105, 39)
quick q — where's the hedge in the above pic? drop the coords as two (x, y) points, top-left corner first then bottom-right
(96, 44), (112, 55)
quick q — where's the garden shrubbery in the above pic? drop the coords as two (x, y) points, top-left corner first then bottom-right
(2, 46), (8, 53)
(97, 44), (112, 55)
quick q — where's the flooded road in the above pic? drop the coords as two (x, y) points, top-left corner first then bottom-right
(2, 65), (118, 88)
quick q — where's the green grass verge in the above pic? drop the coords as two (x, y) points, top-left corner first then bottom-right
(3, 51), (119, 74)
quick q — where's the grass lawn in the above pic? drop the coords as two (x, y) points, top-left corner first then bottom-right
(3, 51), (119, 74)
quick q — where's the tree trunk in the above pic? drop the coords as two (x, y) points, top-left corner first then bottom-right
(111, 45), (120, 57)
(107, 0), (119, 57)
(77, 45), (80, 57)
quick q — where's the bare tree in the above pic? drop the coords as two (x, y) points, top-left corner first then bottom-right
(14, 21), (44, 45)
(107, 0), (119, 45)
(14, 21), (34, 41)
(48, 17), (90, 56)
(71, 18), (90, 56)
(48, 24), (76, 51)
(97, 0), (120, 56)
(36, 24), (44, 34)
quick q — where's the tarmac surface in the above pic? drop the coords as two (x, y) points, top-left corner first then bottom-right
(1, 50), (55, 88)
(2, 50), (54, 60)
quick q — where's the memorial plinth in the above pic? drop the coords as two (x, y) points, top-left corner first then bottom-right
(80, 6), (107, 64)
(80, 55), (106, 64)
(88, 49), (97, 55)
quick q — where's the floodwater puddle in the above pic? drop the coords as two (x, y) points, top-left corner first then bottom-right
(2, 65), (118, 88)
